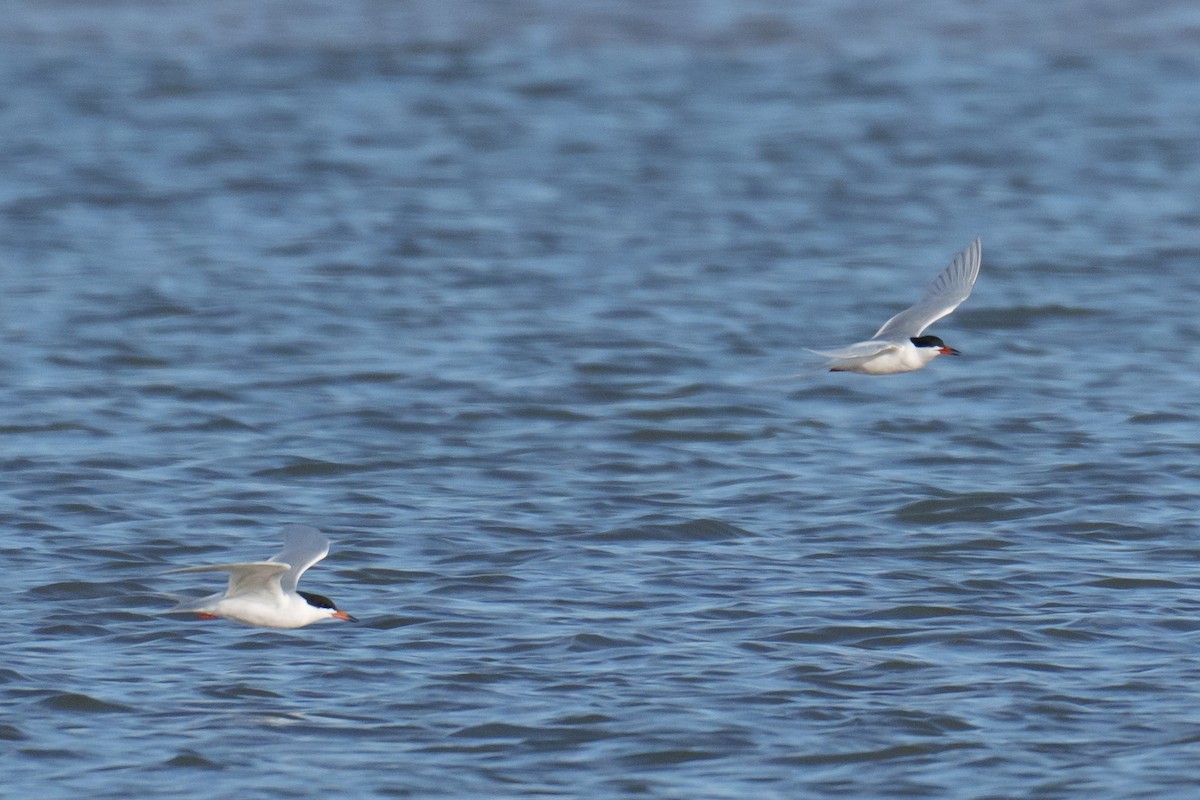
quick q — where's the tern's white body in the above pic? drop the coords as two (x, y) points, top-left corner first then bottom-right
(816, 341), (945, 375)
(807, 238), (982, 375)
(181, 580), (336, 628)
(166, 524), (354, 629)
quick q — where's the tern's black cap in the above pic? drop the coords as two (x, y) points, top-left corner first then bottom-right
(298, 590), (337, 610)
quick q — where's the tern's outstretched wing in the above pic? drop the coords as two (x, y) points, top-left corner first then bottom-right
(165, 562), (289, 599)
(804, 341), (897, 360)
(269, 524), (331, 593)
(871, 238), (981, 341)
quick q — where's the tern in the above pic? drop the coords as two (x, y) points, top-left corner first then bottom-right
(166, 524), (355, 628)
(806, 238), (982, 375)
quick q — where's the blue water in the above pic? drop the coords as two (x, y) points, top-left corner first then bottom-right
(4, 2), (1200, 797)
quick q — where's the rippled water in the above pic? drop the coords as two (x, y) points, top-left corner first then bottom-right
(4, 2), (1200, 798)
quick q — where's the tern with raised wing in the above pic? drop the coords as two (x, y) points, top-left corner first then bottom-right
(806, 238), (982, 375)
(166, 524), (355, 628)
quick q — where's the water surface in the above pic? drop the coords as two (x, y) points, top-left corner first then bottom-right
(3, 2), (1200, 798)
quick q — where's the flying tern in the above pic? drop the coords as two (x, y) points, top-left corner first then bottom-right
(166, 524), (355, 628)
(806, 238), (982, 375)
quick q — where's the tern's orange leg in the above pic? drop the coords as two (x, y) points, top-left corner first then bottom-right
(195, 612), (219, 620)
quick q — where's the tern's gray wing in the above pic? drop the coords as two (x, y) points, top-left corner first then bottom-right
(268, 524), (331, 593)
(165, 562), (289, 599)
(804, 341), (897, 360)
(871, 238), (982, 341)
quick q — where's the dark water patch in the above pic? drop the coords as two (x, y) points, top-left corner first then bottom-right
(871, 658), (938, 673)
(774, 740), (977, 767)
(435, 546), (546, 567)
(1036, 626), (1114, 643)
(627, 404), (776, 422)
(893, 493), (1039, 524)
(573, 355), (708, 377)
(0, 421), (102, 435)
(899, 451), (1010, 467)
(201, 684), (283, 700)
(28, 580), (124, 601)
(253, 458), (402, 478)
(526, 722), (617, 748)
(119, 291), (196, 319)
(451, 722), (539, 740)
(512, 78), (585, 98)
(163, 750), (225, 769)
(620, 748), (721, 766)
(100, 352), (171, 369)
(226, 633), (342, 650)
(553, 712), (616, 726)
(474, 524), (557, 543)
(909, 537), (1020, 557)
(873, 418), (953, 434)
(359, 614), (426, 630)
(480, 466), (546, 483)
(351, 414), (447, 434)
(18, 747), (83, 759)
(787, 383), (873, 402)
(567, 632), (640, 651)
(692, 605), (765, 622)
(623, 427), (763, 443)
(1127, 411), (1193, 424)
(111, 629), (197, 645)
(342, 490), (405, 506)
(74, 458), (145, 471)
(425, 574), (526, 596)
(33, 623), (112, 636)
(864, 605), (972, 620)
(505, 405), (594, 422)
(1082, 576), (1184, 590)
(343, 371), (410, 384)
(184, 501), (288, 519)
(39, 692), (133, 713)
(769, 625), (911, 645)
(54, 501), (124, 517)
(0, 668), (27, 684)
(584, 518), (754, 542)
(1035, 521), (1151, 541)
(151, 416), (259, 433)
(450, 408), (506, 424)
(888, 710), (979, 736)
(348, 567), (428, 585)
